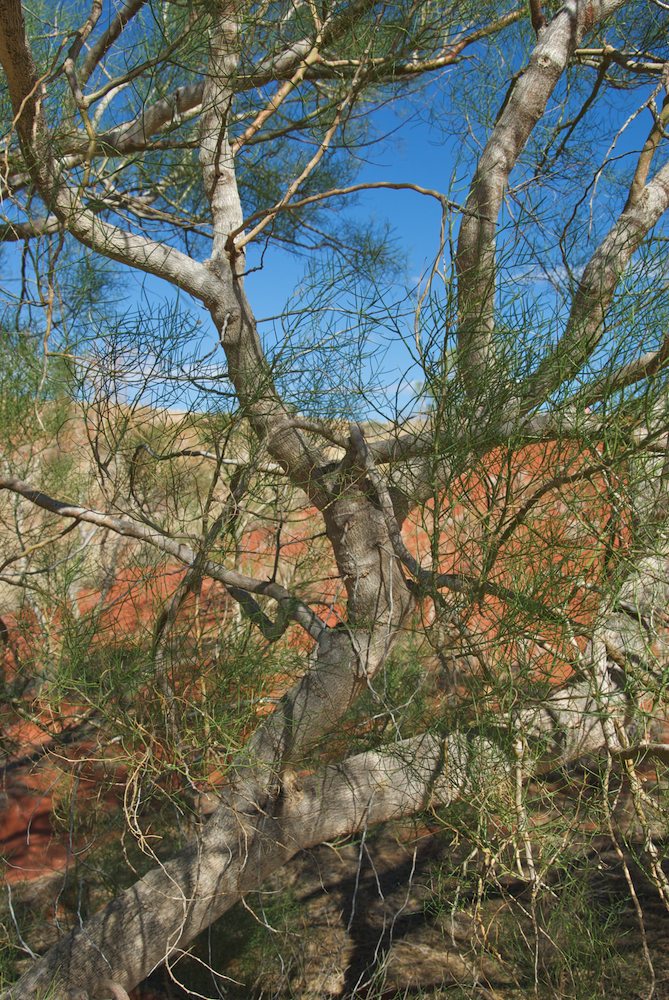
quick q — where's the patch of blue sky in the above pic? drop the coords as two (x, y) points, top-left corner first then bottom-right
(2, 11), (665, 421)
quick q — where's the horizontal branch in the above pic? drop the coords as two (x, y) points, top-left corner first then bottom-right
(251, 7), (523, 87)
(247, 180), (468, 219)
(574, 46), (667, 77)
(0, 732), (464, 998)
(613, 741), (669, 764)
(131, 441), (282, 474)
(576, 333), (669, 408)
(0, 474), (325, 640)
(0, 213), (61, 241)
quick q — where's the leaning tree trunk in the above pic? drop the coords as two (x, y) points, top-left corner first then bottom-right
(4, 525), (667, 999)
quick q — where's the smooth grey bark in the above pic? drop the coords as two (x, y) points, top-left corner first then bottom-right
(3, 577), (661, 999)
(0, 699), (618, 997)
(1, 733), (465, 999)
(455, 0), (627, 396)
(521, 157), (669, 410)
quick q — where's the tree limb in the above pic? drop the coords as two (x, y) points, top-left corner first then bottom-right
(521, 156), (669, 411)
(79, 0), (148, 87)
(455, 0), (627, 398)
(0, 0), (214, 299)
(0, 474), (325, 640)
(2, 627), (643, 999)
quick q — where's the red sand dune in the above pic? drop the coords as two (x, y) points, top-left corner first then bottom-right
(0, 440), (654, 891)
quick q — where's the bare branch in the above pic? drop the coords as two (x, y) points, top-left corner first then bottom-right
(0, 474), (325, 640)
(0, 214), (61, 241)
(235, 69), (365, 250)
(575, 45), (668, 78)
(310, 9), (524, 80)
(232, 44), (322, 154)
(0, 0), (214, 298)
(130, 441), (282, 474)
(2, 637), (641, 998)
(626, 85), (669, 209)
(240, 181), (466, 236)
(64, 0), (103, 80)
(199, 7), (245, 264)
(576, 332), (669, 407)
(93, 82), (204, 153)
(529, 0), (547, 36)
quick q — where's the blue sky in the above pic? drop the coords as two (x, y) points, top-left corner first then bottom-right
(3, 16), (665, 420)
(110, 91), (460, 417)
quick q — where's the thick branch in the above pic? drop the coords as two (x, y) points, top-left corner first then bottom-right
(2, 629), (642, 999)
(93, 83), (203, 154)
(574, 331), (669, 407)
(0, 213), (61, 241)
(0, 733), (462, 998)
(200, 7), (244, 264)
(521, 156), (669, 410)
(79, 0), (147, 87)
(246, 7), (522, 87)
(197, 8), (331, 495)
(350, 423), (584, 630)
(0, 0), (213, 299)
(455, 0), (627, 397)
(5, 448), (666, 1000)
(626, 91), (669, 209)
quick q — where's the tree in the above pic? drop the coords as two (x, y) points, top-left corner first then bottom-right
(1, 0), (669, 996)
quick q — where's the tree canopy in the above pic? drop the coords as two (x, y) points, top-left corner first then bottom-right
(1, 0), (669, 997)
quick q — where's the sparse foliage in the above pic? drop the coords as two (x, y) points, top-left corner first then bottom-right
(1, 1), (669, 997)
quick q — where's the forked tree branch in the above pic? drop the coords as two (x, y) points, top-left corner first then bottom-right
(249, 7), (523, 85)
(350, 424), (588, 630)
(3, 617), (649, 999)
(79, 0), (147, 86)
(573, 331), (669, 407)
(0, 9), (522, 186)
(0, 0), (214, 299)
(0, 471), (409, 777)
(2, 4), (667, 999)
(455, 0), (627, 398)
